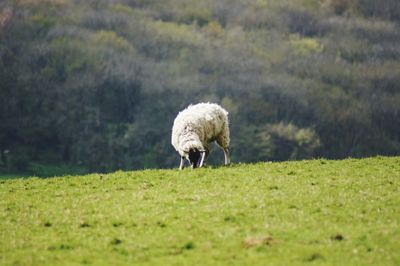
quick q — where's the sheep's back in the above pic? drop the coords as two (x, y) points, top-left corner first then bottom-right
(171, 103), (228, 150)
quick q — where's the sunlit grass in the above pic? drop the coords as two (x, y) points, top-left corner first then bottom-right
(1, 156), (399, 265)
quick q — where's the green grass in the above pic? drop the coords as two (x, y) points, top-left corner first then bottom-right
(1, 157), (399, 265)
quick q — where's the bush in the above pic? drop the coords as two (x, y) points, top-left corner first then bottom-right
(9, 155), (29, 172)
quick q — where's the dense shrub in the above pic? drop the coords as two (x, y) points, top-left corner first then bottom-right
(0, 0), (399, 172)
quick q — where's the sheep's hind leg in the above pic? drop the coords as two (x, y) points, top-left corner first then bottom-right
(223, 147), (230, 165)
(179, 157), (185, 170)
(216, 136), (230, 165)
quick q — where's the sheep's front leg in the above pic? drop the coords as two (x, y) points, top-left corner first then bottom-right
(179, 157), (185, 170)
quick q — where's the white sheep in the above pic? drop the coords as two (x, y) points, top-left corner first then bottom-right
(171, 102), (230, 169)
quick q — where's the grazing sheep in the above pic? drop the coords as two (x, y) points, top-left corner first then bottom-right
(171, 102), (230, 169)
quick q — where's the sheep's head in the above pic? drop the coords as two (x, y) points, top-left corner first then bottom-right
(187, 148), (205, 168)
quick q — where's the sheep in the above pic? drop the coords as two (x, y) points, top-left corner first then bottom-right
(171, 102), (230, 169)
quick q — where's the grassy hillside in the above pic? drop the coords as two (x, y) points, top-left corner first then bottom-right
(1, 157), (399, 265)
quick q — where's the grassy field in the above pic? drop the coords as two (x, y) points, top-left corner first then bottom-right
(0, 157), (399, 265)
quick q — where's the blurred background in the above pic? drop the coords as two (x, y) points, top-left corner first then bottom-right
(0, 0), (399, 176)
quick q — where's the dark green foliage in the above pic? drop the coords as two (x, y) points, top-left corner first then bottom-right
(0, 0), (399, 174)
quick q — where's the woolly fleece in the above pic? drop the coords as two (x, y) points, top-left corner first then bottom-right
(171, 102), (230, 161)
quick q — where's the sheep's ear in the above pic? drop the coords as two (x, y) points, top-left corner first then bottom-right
(199, 151), (206, 168)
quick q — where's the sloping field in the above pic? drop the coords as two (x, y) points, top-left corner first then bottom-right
(1, 157), (399, 265)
